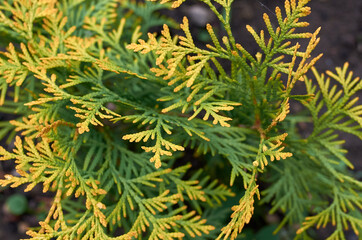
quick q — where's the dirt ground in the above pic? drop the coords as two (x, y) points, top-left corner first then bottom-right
(0, 0), (361, 239)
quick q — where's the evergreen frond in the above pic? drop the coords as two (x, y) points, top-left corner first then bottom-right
(0, 0), (360, 239)
(297, 184), (362, 240)
(216, 171), (260, 240)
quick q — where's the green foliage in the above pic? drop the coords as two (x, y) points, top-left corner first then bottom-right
(0, 0), (360, 239)
(5, 193), (28, 215)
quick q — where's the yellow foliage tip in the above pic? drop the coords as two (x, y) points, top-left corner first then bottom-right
(152, 0), (186, 8)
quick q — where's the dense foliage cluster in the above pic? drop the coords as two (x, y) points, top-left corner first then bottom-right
(0, 0), (361, 239)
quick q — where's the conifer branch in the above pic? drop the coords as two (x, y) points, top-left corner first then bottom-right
(0, 0), (360, 239)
